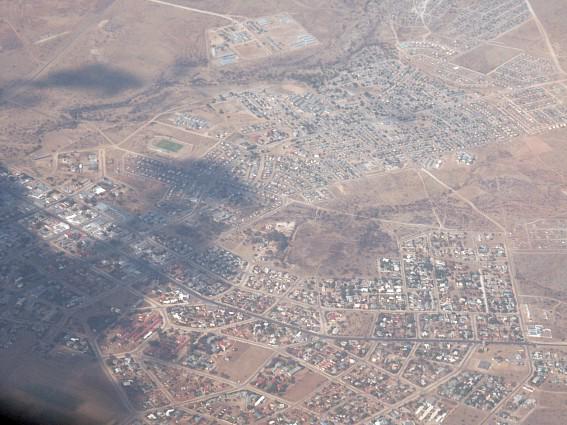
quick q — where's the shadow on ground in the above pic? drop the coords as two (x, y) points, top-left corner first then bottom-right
(0, 154), (261, 424)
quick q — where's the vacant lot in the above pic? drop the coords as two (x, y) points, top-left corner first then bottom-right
(443, 405), (486, 425)
(524, 407), (567, 425)
(514, 253), (567, 301)
(530, 0), (567, 70)
(493, 18), (549, 58)
(286, 210), (398, 277)
(324, 170), (439, 226)
(214, 340), (272, 383)
(283, 369), (327, 402)
(454, 43), (520, 74)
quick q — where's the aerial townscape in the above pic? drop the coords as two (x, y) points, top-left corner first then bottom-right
(1, 0), (567, 424)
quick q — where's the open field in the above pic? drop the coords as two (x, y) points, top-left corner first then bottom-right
(514, 253), (567, 302)
(466, 345), (529, 385)
(454, 43), (521, 74)
(530, 0), (567, 70)
(154, 138), (184, 153)
(524, 408), (567, 425)
(426, 130), (567, 230)
(323, 170), (440, 226)
(281, 368), (327, 402)
(121, 122), (214, 159)
(493, 18), (550, 58)
(213, 340), (272, 383)
(285, 210), (398, 277)
(443, 405), (486, 425)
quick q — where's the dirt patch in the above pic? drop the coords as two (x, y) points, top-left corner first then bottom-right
(443, 404), (487, 425)
(524, 408), (567, 425)
(283, 369), (327, 402)
(453, 43), (520, 74)
(493, 18), (549, 58)
(215, 341), (272, 383)
(287, 212), (398, 277)
(530, 0), (567, 70)
(514, 253), (567, 301)
(324, 170), (439, 225)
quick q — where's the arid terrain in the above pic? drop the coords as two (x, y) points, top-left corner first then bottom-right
(2, 1), (567, 424)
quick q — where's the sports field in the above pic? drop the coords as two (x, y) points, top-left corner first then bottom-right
(155, 138), (183, 153)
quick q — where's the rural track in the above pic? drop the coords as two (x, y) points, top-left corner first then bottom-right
(145, 0), (239, 23)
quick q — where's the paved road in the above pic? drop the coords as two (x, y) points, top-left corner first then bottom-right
(8, 184), (567, 351)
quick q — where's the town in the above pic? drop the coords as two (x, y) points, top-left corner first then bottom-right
(2, 0), (567, 424)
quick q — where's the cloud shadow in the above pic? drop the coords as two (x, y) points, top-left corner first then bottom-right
(33, 63), (144, 96)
